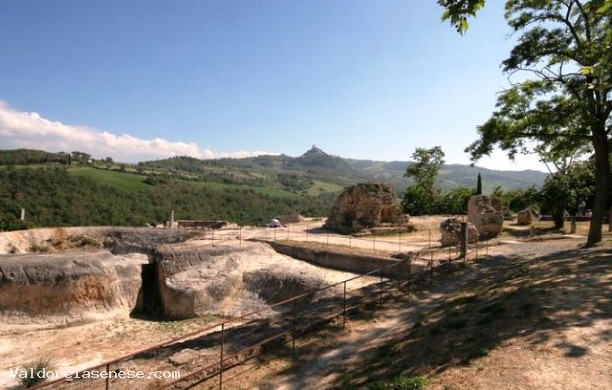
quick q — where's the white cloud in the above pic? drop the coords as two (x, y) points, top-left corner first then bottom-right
(0, 101), (277, 162)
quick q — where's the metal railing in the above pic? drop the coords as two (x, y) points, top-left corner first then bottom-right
(29, 235), (489, 390)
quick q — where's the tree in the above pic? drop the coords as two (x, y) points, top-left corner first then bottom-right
(438, 186), (475, 214)
(402, 146), (445, 215)
(438, 0), (486, 33)
(454, 0), (611, 246)
(540, 159), (595, 228)
(476, 173), (482, 195)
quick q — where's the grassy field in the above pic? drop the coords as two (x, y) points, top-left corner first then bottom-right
(68, 167), (151, 192)
(187, 180), (302, 198)
(67, 167), (304, 198)
(307, 180), (343, 196)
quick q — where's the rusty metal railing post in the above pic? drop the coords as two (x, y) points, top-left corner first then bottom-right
(292, 299), (297, 355)
(105, 363), (110, 390)
(219, 323), (225, 390)
(287, 225), (290, 239)
(349, 235), (352, 248)
(273, 227), (276, 241)
(342, 281), (347, 329)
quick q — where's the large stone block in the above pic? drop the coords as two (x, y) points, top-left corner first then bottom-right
(516, 209), (535, 225)
(467, 195), (504, 240)
(439, 218), (478, 247)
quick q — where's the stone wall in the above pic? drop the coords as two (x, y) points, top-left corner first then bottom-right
(324, 183), (407, 234)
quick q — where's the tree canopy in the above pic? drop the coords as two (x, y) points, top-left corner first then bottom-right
(402, 146), (446, 215)
(444, 0), (611, 245)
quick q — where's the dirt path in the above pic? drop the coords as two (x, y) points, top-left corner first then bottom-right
(244, 238), (611, 390)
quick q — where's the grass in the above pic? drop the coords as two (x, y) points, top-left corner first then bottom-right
(187, 180), (301, 199)
(68, 166), (303, 198)
(307, 180), (343, 196)
(17, 357), (52, 389)
(68, 167), (150, 192)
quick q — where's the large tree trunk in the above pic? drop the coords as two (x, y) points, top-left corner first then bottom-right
(587, 128), (610, 246)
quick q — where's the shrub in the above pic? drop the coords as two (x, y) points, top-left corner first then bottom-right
(18, 357), (51, 388)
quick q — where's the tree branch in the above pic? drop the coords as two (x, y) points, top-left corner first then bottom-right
(573, 0), (592, 41)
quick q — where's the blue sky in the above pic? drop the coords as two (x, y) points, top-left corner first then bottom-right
(0, 0), (546, 171)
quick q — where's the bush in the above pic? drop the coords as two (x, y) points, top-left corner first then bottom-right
(18, 357), (51, 388)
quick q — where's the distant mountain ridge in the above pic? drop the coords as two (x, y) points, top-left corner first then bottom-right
(0, 147), (548, 193)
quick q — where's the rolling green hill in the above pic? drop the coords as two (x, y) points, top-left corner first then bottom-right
(0, 147), (547, 230)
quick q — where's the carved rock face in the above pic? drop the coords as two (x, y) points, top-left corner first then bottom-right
(324, 183), (405, 233)
(467, 195), (504, 239)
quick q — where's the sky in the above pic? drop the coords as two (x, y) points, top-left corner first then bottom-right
(0, 0), (548, 171)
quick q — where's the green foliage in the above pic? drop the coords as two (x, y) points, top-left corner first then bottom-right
(18, 357), (51, 388)
(0, 210), (29, 231)
(402, 147), (445, 215)
(402, 186), (432, 216)
(69, 167), (151, 192)
(476, 173), (482, 195)
(438, 0), (485, 34)
(492, 186), (541, 214)
(438, 186), (475, 214)
(462, 0), (612, 244)
(404, 146), (445, 189)
(0, 167), (334, 230)
(366, 375), (428, 390)
(540, 160), (595, 228)
(277, 173), (314, 193)
(0, 149), (69, 165)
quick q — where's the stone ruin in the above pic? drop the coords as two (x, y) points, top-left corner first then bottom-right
(324, 183), (409, 234)
(516, 209), (537, 225)
(439, 218), (479, 247)
(467, 195), (504, 239)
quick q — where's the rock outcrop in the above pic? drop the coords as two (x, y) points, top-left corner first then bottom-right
(151, 244), (243, 320)
(148, 242), (366, 320)
(439, 218), (479, 247)
(0, 227), (198, 255)
(0, 251), (147, 329)
(467, 195), (504, 240)
(324, 183), (407, 234)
